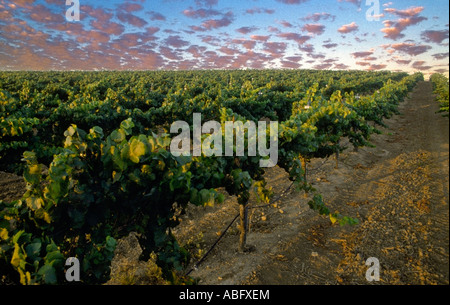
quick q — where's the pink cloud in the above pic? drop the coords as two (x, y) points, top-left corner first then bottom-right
(412, 60), (432, 71)
(351, 50), (374, 58)
(186, 45), (207, 58)
(432, 52), (449, 60)
(277, 32), (311, 45)
(314, 63), (333, 70)
(388, 42), (432, 56)
(199, 12), (234, 30)
(323, 42), (338, 49)
(285, 55), (303, 62)
(281, 60), (302, 68)
(302, 23), (325, 35)
(118, 2), (143, 13)
(232, 39), (257, 51)
(28, 4), (65, 24)
(302, 12), (335, 22)
(367, 64), (387, 70)
(236, 26), (258, 35)
(148, 11), (166, 21)
(393, 58), (412, 65)
(246, 7), (275, 15)
(337, 22), (359, 34)
(421, 30), (449, 44)
(250, 35), (271, 42)
(381, 6), (427, 40)
(164, 35), (190, 48)
(263, 41), (287, 57)
(384, 6), (424, 17)
(218, 46), (238, 56)
(338, 0), (362, 7)
(277, 20), (294, 28)
(276, 0), (309, 4)
(182, 8), (221, 19)
(195, 0), (219, 7)
(334, 63), (350, 70)
(117, 12), (148, 27)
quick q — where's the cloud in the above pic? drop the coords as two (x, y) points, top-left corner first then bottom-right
(421, 30), (449, 44)
(302, 12), (335, 22)
(164, 35), (190, 48)
(338, 0), (362, 7)
(276, 0), (309, 4)
(351, 50), (374, 58)
(367, 64), (387, 70)
(236, 26), (258, 35)
(302, 24), (326, 36)
(232, 39), (257, 51)
(334, 63), (350, 70)
(388, 42), (432, 56)
(28, 4), (65, 24)
(159, 46), (182, 61)
(245, 7), (275, 15)
(314, 62), (333, 70)
(218, 46), (238, 56)
(277, 20), (294, 28)
(277, 32), (311, 45)
(195, 0), (218, 7)
(381, 6), (427, 40)
(118, 2), (143, 13)
(263, 41), (287, 57)
(432, 52), (449, 60)
(182, 8), (221, 19)
(147, 11), (166, 21)
(190, 11), (234, 31)
(384, 6), (424, 17)
(186, 45), (207, 58)
(392, 57), (412, 65)
(337, 22), (358, 34)
(117, 12), (148, 27)
(281, 60), (302, 68)
(323, 42), (338, 49)
(250, 35), (271, 42)
(412, 60), (432, 71)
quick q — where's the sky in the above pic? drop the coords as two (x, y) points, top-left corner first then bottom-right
(0, 0), (449, 76)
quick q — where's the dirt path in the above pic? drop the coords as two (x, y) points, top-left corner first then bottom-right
(176, 81), (449, 285)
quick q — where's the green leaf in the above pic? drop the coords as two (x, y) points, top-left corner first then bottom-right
(90, 126), (104, 137)
(37, 264), (57, 284)
(120, 118), (134, 135)
(25, 241), (42, 260)
(110, 129), (126, 143)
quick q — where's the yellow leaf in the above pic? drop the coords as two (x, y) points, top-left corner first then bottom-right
(29, 164), (41, 175)
(0, 228), (9, 240)
(329, 214), (338, 224)
(11, 243), (22, 268)
(26, 197), (43, 210)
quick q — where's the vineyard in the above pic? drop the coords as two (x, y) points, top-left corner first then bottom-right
(0, 70), (428, 284)
(430, 73), (449, 117)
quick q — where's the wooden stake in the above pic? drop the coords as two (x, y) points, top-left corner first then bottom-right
(239, 203), (249, 252)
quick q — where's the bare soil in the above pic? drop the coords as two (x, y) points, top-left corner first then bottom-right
(1, 81), (448, 285)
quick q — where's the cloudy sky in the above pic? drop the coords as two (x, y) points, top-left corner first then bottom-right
(0, 0), (448, 76)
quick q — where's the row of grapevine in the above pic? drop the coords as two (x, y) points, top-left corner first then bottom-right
(0, 70), (423, 284)
(430, 73), (449, 117)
